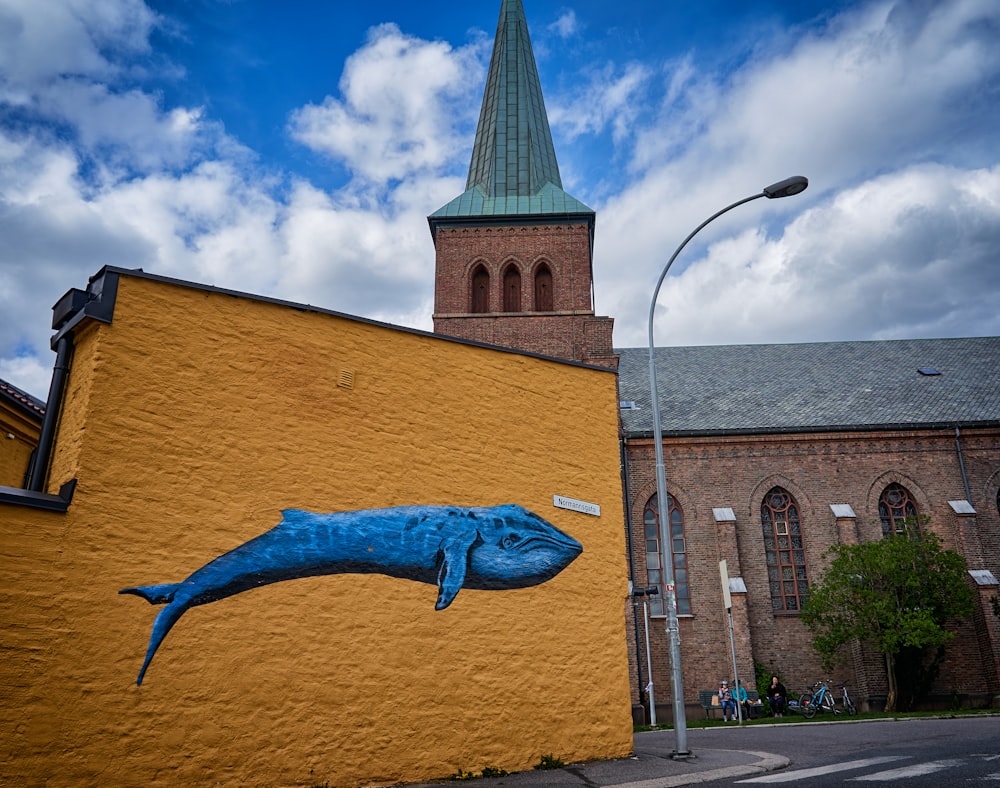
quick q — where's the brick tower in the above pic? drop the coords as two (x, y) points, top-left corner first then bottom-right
(428, 0), (616, 368)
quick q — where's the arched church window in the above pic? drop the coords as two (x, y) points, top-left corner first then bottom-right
(471, 265), (490, 314)
(761, 487), (809, 612)
(502, 263), (521, 312)
(534, 263), (553, 312)
(879, 483), (918, 537)
(643, 493), (690, 615)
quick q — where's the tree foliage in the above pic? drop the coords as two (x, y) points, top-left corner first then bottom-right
(800, 525), (973, 711)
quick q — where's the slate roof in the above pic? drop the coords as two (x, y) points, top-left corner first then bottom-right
(0, 377), (46, 420)
(616, 337), (1000, 436)
(429, 0), (593, 220)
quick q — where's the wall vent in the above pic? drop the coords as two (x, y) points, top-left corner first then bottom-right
(338, 369), (355, 389)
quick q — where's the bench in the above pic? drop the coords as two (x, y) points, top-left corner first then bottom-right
(699, 689), (762, 719)
(699, 690), (722, 718)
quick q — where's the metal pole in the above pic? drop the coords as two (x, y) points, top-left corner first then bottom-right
(643, 599), (656, 726)
(727, 608), (743, 724)
(647, 194), (761, 757)
(645, 176), (807, 756)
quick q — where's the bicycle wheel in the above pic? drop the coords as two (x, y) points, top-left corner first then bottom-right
(844, 695), (857, 715)
(799, 693), (817, 718)
(821, 691), (836, 714)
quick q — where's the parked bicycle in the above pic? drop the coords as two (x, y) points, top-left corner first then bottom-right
(798, 680), (835, 718)
(838, 681), (858, 715)
(796, 680), (858, 718)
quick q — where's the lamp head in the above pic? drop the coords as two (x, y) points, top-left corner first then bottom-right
(763, 175), (808, 199)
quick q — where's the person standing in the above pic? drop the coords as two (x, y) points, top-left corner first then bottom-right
(768, 675), (787, 717)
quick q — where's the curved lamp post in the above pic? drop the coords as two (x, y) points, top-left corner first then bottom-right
(647, 175), (808, 758)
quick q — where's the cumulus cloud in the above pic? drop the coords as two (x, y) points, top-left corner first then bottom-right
(288, 23), (483, 185)
(0, 2), (482, 396)
(1, 0), (998, 402)
(595, 0), (1000, 346)
(623, 164), (1000, 348)
(548, 11), (579, 39)
(0, 0), (157, 93)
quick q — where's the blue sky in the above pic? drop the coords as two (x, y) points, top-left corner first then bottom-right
(2, 0), (999, 398)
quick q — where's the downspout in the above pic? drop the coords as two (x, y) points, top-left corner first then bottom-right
(954, 427), (973, 504)
(620, 435), (645, 707)
(26, 335), (73, 492)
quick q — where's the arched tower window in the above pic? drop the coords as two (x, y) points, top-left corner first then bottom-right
(643, 493), (690, 615)
(879, 483), (918, 537)
(502, 263), (521, 312)
(761, 487), (809, 612)
(471, 265), (490, 314)
(534, 263), (553, 312)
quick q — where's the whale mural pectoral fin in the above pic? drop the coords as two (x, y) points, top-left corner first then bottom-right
(435, 530), (479, 610)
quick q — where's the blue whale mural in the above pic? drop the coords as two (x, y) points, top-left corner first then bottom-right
(120, 503), (583, 685)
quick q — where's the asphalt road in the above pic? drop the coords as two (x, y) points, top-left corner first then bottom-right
(690, 716), (999, 785)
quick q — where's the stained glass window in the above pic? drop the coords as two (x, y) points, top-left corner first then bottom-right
(762, 487), (809, 612)
(643, 494), (690, 615)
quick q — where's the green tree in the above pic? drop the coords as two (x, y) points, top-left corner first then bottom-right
(801, 525), (973, 712)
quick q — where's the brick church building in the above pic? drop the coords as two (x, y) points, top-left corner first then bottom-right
(431, 0), (1000, 720)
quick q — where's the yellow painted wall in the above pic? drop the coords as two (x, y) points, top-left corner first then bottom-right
(0, 272), (633, 787)
(0, 396), (41, 488)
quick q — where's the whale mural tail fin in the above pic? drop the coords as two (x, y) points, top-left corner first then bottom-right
(134, 601), (188, 686)
(119, 583), (180, 605)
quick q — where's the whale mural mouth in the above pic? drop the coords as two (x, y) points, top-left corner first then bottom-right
(518, 534), (582, 553)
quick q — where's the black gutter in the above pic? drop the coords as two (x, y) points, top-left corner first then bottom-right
(25, 335), (72, 492)
(0, 479), (77, 512)
(620, 435), (644, 706)
(623, 419), (1000, 440)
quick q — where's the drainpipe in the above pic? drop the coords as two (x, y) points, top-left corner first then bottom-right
(954, 427), (973, 505)
(27, 335), (72, 492)
(620, 436), (646, 709)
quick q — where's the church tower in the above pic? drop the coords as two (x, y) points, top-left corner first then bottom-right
(428, 0), (616, 368)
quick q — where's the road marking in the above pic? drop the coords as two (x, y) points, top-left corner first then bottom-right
(736, 756), (909, 783)
(849, 759), (963, 780)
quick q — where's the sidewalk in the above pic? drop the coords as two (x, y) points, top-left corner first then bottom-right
(405, 729), (789, 788)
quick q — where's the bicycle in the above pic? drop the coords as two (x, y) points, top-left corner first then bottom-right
(797, 680), (837, 718)
(838, 682), (858, 715)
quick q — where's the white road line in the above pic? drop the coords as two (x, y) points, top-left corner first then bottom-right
(849, 759), (963, 780)
(736, 756), (909, 783)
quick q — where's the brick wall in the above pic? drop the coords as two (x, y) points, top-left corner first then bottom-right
(433, 223), (595, 315)
(623, 426), (1000, 715)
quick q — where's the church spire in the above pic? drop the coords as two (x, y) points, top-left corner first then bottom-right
(467, 0), (562, 198)
(430, 0), (592, 219)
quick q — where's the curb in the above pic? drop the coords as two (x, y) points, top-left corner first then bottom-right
(605, 751), (790, 788)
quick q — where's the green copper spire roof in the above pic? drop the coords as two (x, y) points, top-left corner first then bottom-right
(430, 0), (593, 220)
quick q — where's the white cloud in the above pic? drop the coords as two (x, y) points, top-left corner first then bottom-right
(548, 11), (579, 39)
(611, 164), (1000, 348)
(0, 4), (488, 397)
(0, 0), (157, 93)
(0, 354), (51, 402)
(288, 23), (484, 185)
(594, 0), (1000, 347)
(549, 61), (654, 145)
(1, 0), (999, 401)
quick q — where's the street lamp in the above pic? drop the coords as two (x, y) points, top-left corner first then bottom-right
(646, 175), (808, 758)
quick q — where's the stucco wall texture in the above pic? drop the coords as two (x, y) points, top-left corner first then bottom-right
(0, 272), (633, 787)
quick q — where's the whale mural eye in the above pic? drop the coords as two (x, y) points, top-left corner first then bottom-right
(501, 533), (521, 549)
